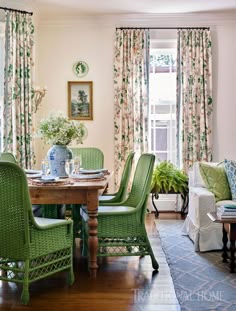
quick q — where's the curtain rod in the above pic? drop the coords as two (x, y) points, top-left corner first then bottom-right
(0, 6), (33, 15)
(116, 27), (210, 30)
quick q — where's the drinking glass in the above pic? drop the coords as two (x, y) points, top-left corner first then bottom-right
(41, 158), (49, 176)
(65, 159), (74, 176)
(74, 156), (82, 174)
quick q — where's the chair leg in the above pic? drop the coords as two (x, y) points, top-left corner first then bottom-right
(81, 221), (88, 257)
(72, 204), (82, 238)
(21, 260), (30, 305)
(146, 238), (159, 270)
(67, 254), (75, 286)
(150, 252), (159, 270)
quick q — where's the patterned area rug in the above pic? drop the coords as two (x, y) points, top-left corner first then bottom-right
(155, 219), (236, 311)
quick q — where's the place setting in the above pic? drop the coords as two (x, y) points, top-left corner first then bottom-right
(26, 158), (73, 186)
(25, 169), (42, 179)
(69, 161), (108, 182)
(26, 156), (108, 185)
(61, 156), (108, 182)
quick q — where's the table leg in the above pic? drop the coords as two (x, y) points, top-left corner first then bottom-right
(229, 224), (236, 273)
(230, 240), (235, 273)
(86, 189), (99, 277)
(222, 224), (228, 263)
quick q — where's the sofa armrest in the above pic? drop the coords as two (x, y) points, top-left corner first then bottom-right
(188, 186), (216, 228)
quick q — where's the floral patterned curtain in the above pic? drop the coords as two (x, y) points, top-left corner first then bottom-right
(2, 11), (34, 168)
(113, 29), (150, 187)
(176, 29), (213, 172)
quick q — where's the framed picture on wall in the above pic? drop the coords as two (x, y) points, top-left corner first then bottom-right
(68, 81), (93, 120)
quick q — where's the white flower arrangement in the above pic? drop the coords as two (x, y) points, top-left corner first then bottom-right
(38, 113), (87, 145)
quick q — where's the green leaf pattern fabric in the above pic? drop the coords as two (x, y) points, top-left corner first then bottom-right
(199, 163), (231, 202)
(113, 29), (149, 187)
(176, 30), (213, 172)
(3, 11), (35, 168)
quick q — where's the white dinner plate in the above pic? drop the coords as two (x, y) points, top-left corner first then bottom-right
(26, 173), (42, 179)
(79, 169), (108, 175)
(34, 176), (61, 183)
(25, 169), (41, 174)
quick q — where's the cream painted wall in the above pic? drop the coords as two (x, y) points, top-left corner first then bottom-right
(212, 23), (236, 161)
(35, 22), (114, 178)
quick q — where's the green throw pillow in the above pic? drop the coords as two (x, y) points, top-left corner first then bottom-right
(199, 163), (231, 202)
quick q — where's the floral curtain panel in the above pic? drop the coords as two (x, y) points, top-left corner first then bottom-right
(113, 29), (150, 187)
(2, 11), (34, 168)
(176, 29), (213, 172)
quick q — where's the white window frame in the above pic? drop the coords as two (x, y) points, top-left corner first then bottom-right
(149, 31), (182, 212)
(149, 46), (177, 165)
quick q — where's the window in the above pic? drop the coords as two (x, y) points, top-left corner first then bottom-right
(149, 37), (177, 166)
(148, 33), (179, 212)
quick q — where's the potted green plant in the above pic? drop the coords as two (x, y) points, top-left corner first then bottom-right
(151, 160), (188, 216)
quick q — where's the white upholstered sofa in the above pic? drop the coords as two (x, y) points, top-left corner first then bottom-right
(182, 162), (235, 252)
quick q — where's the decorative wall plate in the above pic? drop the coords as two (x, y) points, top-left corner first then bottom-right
(73, 61), (89, 77)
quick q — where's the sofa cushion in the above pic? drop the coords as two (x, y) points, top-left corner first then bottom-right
(199, 162), (231, 202)
(224, 159), (236, 201)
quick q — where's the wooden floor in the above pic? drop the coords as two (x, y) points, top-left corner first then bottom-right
(0, 211), (185, 311)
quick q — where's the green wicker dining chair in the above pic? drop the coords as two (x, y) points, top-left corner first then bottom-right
(99, 151), (135, 204)
(69, 147), (104, 170)
(0, 161), (74, 305)
(68, 147), (105, 238)
(0, 152), (45, 217)
(80, 153), (159, 271)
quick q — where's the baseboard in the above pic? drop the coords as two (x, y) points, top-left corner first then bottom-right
(149, 193), (184, 212)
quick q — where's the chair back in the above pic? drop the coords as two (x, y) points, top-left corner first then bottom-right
(69, 147), (104, 169)
(0, 152), (17, 163)
(114, 152), (135, 202)
(0, 162), (31, 259)
(125, 153), (155, 217)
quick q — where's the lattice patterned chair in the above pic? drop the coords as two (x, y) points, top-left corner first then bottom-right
(0, 152), (43, 217)
(81, 153), (159, 270)
(69, 147), (104, 170)
(0, 161), (74, 304)
(99, 151), (135, 204)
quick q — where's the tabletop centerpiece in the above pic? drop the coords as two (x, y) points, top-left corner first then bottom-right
(38, 112), (87, 177)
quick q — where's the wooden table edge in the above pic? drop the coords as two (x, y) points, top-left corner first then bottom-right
(208, 212), (236, 223)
